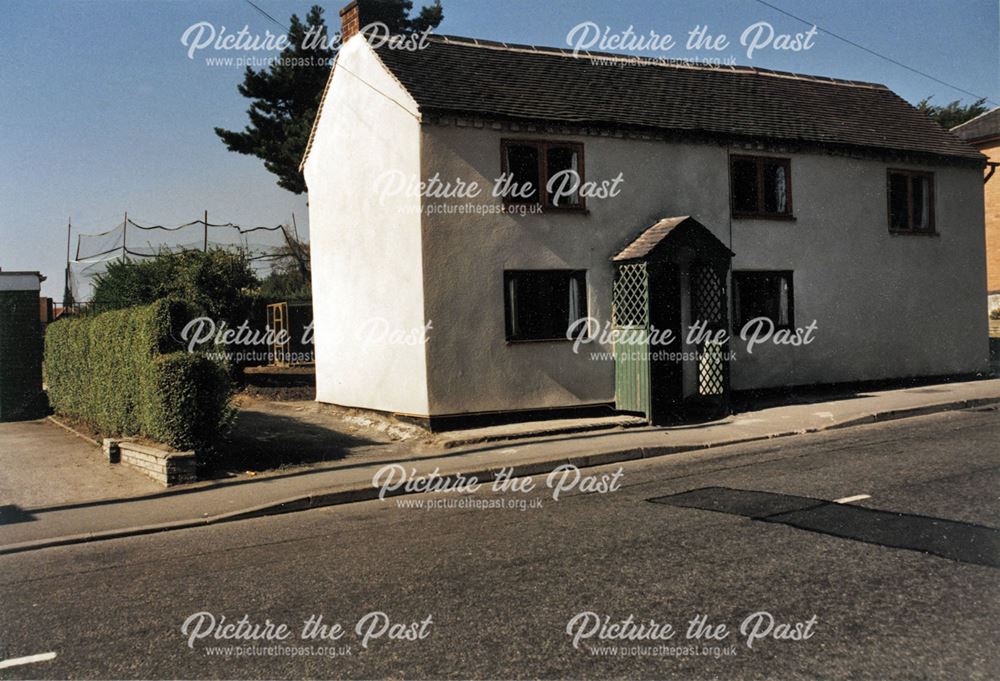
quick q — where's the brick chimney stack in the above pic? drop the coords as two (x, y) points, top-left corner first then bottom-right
(340, 1), (361, 43)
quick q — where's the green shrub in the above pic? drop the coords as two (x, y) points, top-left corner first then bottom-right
(144, 353), (234, 451)
(91, 250), (257, 326)
(45, 299), (232, 454)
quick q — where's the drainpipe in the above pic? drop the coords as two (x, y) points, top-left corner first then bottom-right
(986, 161), (999, 184)
(726, 144), (734, 251)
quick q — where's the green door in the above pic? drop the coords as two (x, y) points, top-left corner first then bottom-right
(612, 262), (651, 419)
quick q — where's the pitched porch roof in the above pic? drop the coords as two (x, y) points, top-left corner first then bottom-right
(613, 216), (733, 262)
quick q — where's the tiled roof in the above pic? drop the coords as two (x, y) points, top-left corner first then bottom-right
(614, 217), (691, 261)
(951, 107), (1000, 143)
(613, 216), (733, 262)
(376, 36), (983, 164)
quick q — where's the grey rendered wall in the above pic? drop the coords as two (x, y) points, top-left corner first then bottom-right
(418, 123), (987, 416)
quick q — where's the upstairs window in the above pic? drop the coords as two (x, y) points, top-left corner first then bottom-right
(730, 155), (793, 219)
(733, 271), (794, 330)
(501, 140), (585, 209)
(888, 169), (935, 233)
(504, 270), (587, 341)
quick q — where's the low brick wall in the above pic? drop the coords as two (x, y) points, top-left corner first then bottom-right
(111, 441), (197, 486)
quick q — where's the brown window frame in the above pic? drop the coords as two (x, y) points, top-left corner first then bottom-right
(887, 169), (936, 235)
(500, 139), (587, 212)
(503, 269), (588, 343)
(732, 270), (795, 331)
(729, 155), (794, 220)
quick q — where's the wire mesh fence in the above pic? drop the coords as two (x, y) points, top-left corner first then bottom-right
(67, 214), (303, 301)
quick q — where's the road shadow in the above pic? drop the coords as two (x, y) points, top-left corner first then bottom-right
(650, 487), (1000, 569)
(0, 504), (37, 526)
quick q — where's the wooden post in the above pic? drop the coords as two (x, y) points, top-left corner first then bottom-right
(203, 210), (208, 252)
(122, 212), (127, 259)
(64, 218), (72, 304)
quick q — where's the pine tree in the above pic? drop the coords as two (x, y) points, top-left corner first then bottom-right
(917, 96), (989, 130)
(216, 1), (444, 194)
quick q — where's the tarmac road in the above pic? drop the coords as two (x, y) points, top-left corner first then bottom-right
(1, 408), (998, 680)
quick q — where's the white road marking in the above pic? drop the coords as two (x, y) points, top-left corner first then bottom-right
(834, 494), (871, 504)
(0, 652), (57, 669)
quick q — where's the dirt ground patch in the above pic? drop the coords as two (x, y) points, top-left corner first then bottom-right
(210, 396), (430, 476)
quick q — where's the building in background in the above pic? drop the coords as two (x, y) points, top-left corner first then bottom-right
(952, 108), (1000, 311)
(0, 270), (46, 421)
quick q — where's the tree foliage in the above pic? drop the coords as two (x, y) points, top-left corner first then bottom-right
(92, 250), (258, 324)
(215, 1), (444, 194)
(214, 6), (333, 194)
(259, 231), (311, 300)
(917, 96), (989, 130)
(360, 0), (443, 33)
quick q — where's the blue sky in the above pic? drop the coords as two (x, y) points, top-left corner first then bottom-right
(1, 0), (997, 299)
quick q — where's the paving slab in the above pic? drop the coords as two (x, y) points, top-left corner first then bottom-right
(435, 414), (648, 448)
(0, 419), (161, 510)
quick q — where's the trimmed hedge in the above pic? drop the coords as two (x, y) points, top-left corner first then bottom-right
(45, 299), (232, 453)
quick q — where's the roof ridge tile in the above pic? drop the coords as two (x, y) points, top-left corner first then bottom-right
(428, 33), (888, 91)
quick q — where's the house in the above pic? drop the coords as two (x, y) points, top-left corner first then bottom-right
(302, 2), (989, 428)
(951, 108), (1000, 311)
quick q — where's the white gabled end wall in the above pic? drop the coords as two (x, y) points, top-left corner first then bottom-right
(303, 37), (430, 415)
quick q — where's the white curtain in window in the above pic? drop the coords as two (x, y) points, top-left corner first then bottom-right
(567, 276), (581, 327)
(551, 150), (581, 207)
(919, 177), (930, 230)
(778, 276), (789, 326)
(775, 165), (787, 213)
(569, 150), (580, 205)
(508, 278), (518, 337)
(503, 146), (520, 193)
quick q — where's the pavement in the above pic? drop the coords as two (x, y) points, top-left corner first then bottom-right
(0, 409), (997, 679)
(0, 419), (162, 508)
(1, 377), (999, 555)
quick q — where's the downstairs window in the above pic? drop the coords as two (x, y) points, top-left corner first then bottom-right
(504, 270), (587, 341)
(733, 271), (794, 330)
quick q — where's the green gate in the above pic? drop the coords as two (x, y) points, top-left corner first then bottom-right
(612, 261), (651, 419)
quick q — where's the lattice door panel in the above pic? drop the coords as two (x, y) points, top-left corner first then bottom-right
(698, 342), (725, 396)
(692, 263), (728, 398)
(612, 263), (648, 328)
(692, 263), (725, 327)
